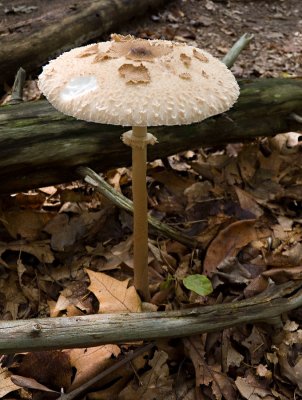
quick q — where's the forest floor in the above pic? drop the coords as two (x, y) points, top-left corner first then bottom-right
(0, 0), (302, 399)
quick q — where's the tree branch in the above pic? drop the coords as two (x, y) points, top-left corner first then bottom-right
(0, 280), (301, 354)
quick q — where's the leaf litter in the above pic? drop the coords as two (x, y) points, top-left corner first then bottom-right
(1, 0), (302, 398)
(1, 136), (302, 399)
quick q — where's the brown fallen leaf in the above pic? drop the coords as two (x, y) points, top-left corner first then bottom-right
(1, 209), (53, 240)
(44, 210), (106, 251)
(67, 345), (121, 390)
(11, 374), (59, 393)
(0, 272), (27, 319)
(118, 350), (174, 400)
(203, 219), (270, 276)
(262, 266), (302, 283)
(86, 269), (142, 313)
(184, 336), (236, 400)
(16, 351), (72, 391)
(0, 367), (21, 397)
(0, 240), (54, 264)
(235, 373), (274, 399)
(241, 326), (268, 366)
(234, 187), (263, 218)
(274, 321), (302, 391)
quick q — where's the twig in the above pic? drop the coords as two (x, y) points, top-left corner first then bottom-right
(8, 67), (26, 105)
(77, 166), (202, 249)
(290, 113), (302, 124)
(0, 280), (302, 354)
(59, 342), (155, 400)
(222, 33), (254, 68)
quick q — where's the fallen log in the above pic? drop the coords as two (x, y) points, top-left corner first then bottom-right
(0, 78), (301, 194)
(0, 280), (301, 353)
(0, 0), (169, 86)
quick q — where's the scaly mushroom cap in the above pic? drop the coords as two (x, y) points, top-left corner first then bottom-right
(38, 34), (239, 126)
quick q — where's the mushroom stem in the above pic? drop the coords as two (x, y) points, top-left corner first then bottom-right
(132, 126), (150, 301)
(122, 127), (157, 301)
(124, 126), (151, 301)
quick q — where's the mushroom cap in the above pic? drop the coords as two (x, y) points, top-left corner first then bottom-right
(38, 34), (239, 127)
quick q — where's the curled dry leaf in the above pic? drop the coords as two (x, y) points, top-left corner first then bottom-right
(11, 374), (58, 393)
(86, 269), (142, 313)
(203, 219), (270, 276)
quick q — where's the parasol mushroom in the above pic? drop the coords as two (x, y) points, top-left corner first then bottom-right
(38, 34), (239, 301)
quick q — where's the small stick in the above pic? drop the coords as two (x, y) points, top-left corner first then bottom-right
(8, 67), (26, 105)
(58, 342), (155, 400)
(222, 33), (254, 68)
(290, 113), (302, 124)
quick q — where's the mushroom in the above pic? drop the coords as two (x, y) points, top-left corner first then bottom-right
(38, 34), (239, 301)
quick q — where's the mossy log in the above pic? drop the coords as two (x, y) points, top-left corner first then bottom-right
(0, 0), (169, 85)
(0, 78), (301, 194)
(0, 280), (301, 353)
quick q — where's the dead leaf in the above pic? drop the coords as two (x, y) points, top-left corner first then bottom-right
(262, 266), (302, 283)
(0, 272), (27, 319)
(11, 374), (59, 392)
(0, 367), (21, 397)
(16, 351), (72, 391)
(274, 323), (302, 390)
(204, 220), (270, 276)
(235, 374), (274, 399)
(119, 350), (174, 400)
(0, 240), (54, 264)
(86, 269), (142, 313)
(67, 345), (121, 390)
(241, 326), (268, 365)
(1, 210), (53, 240)
(44, 210), (106, 251)
(234, 187), (263, 218)
(184, 336), (235, 400)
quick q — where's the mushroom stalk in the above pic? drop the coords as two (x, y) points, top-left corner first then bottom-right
(132, 126), (149, 300)
(122, 126), (157, 301)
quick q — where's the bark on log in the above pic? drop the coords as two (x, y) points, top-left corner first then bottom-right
(0, 280), (301, 354)
(0, 0), (169, 85)
(0, 78), (301, 194)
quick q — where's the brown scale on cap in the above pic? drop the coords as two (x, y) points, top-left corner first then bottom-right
(180, 53), (192, 67)
(179, 72), (191, 80)
(193, 48), (209, 63)
(78, 44), (99, 58)
(118, 63), (151, 84)
(82, 34), (174, 64)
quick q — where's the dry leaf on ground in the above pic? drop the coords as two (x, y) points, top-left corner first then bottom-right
(118, 350), (174, 400)
(86, 269), (142, 313)
(0, 367), (21, 397)
(203, 220), (270, 276)
(184, 336), (236, 400)
(67, 345), (121, 390)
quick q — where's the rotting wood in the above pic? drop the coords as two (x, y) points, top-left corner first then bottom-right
(0, 280), (301, 354)
(0, 78), (302, 195)
(0, 0), (170, 85)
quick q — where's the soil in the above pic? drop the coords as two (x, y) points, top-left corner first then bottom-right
(0, 0), (301, 80)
